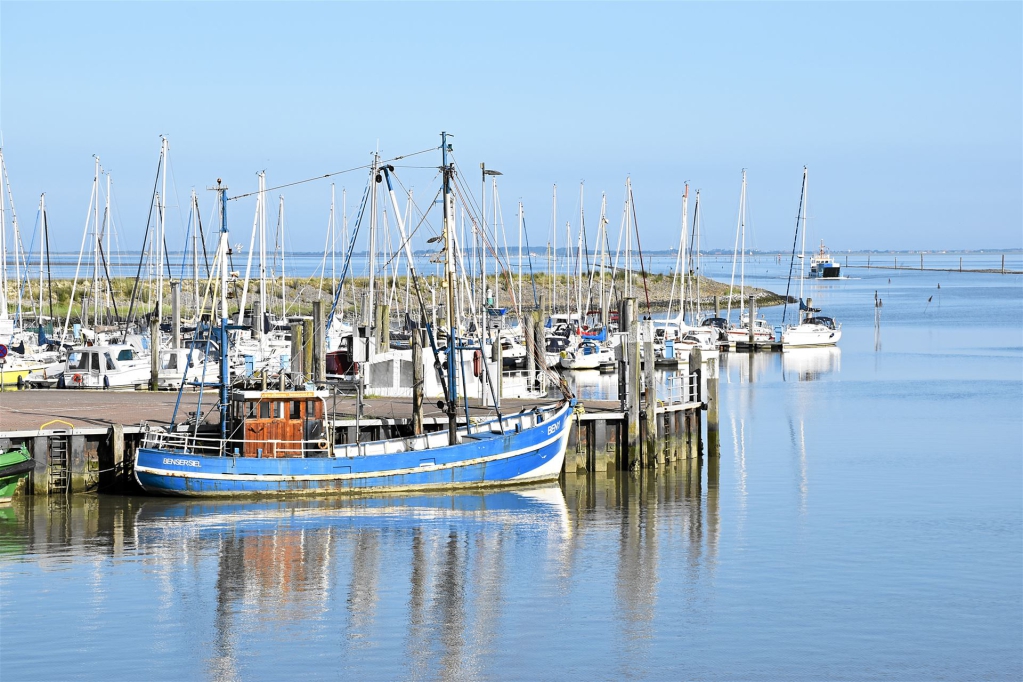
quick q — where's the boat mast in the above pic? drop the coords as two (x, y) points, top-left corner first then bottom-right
(551, 184), (557, 316)
(157, 136), (169, 323)
(216, 180), (230, 442)
(92, 157), (102, 328)
(441, 132), (459, 445)
(599, 194), (607, 328)
(692, 190), (702, 322)
(798, 167), (809, 316)
(367, 152), (379, 326)
(739, 169), (747, 321)
(278, 196), (286, 320)
(37, 194), (45, 336)
(517, 202), (523, 310)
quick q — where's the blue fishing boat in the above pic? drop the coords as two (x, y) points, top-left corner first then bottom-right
(134, 135), (575, 497)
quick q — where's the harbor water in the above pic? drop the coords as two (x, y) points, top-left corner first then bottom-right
(1, 265), (1021, 680)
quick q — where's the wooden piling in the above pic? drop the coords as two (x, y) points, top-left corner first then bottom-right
(378, 304), (391, 350)
(622, 298), (640, 468)
(706, 355), (720, 458)
(524, 314), (536, 389)
(492, 333), (503, 404)
(290, 322), (304, 379)
(303, 318), (314, 380)
(170, 281), (181, 349)
(748, 294), (756, 344)
(412, 328), (424, 435)
(150, 317), (160, 391)
(643, 319), (656, 468)
(312, 301), (325, 384)
(252, 297), (261, 341)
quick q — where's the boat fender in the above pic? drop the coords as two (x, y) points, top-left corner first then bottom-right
(16, 375), (24, 389)
(57, 375), (66, 389)
(103, 375), (110, 389)
(316, 438), (328, 450)
(472, 349), (483, 377)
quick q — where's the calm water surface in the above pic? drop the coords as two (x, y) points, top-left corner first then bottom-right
(1, 267), (1021, 680)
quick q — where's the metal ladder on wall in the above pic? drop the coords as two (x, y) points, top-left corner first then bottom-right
(47, 431), (71, 495)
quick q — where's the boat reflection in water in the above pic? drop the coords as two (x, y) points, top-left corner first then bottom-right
(132, 486), (571, 680)
(4, 463), (721, 680)
(781, 346), (841, 382)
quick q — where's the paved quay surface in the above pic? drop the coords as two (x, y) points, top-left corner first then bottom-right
(0, 389), (620, 433)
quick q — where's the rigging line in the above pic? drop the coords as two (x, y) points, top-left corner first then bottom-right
(97, 236), (122, 322)
(448, 155), (485, 220)
(122, 152), (164, 339)
(44, 208), (54, 325)
(226, 146), (439, 201)
(630, 184), (653, 315)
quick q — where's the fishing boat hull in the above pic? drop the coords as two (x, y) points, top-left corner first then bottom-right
(0, 445), (33, 503)
(134, 402), (574, 497)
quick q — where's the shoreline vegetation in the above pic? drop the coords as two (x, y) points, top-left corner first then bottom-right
(3, 273), (789, 324)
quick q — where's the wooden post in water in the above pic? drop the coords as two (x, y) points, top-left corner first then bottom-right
(378, 304), (391, 351)
(290, 322), (304, 381)
(705, 353), (720, 458)
(643, 318), (656, 468)
(412, 328), (424, 435)
(920, 252), (924, 270)
(960, 257), (962, 272)
(1002, 254), (1005, 273)
(312, 301), (325, 384)
(491, 331), (503, 404)
(303, 318), (314, 381)
(533, 312), (545, 390)
(170, 281), (181, 349)
(252, 297), (261, 341)
(747, 294), (756, 345)
(524, 313), (536, 391)
(150, 317), (160, 391)
(623, 298), (641, 468)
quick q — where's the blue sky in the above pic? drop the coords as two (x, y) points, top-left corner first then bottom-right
(1, 1), (1020, 254)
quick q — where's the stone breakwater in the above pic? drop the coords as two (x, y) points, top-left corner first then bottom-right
(4, 274), (787, 322)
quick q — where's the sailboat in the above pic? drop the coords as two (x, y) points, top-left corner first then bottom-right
(724, 170), (774, 345)
(134, 136), (575, 496)
(780, 168), (842, 348)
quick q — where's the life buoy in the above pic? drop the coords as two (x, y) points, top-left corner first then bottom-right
(472, 349), (483, 377)
(316, 438), (328, 450)
(72, 373), (83, 384)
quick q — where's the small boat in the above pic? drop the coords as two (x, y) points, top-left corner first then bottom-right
(0, 443), (33, 503)
(779, 168), (841, 348)
(58, 344), (150, 389)
(157, 347), (222, 390)
(680, 333), (720, 361)
(781, 313), (841, 347)
(725, 314), (776, 344)
(809, 240), (841, 278)
(559, 339), (609, 371)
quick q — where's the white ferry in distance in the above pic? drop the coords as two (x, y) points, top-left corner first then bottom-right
(809, 241), (841, 278)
